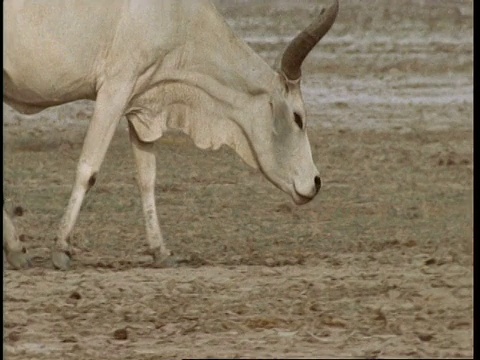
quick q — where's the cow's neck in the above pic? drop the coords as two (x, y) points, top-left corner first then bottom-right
(193, 3), (277, 97)
(127, 1), (279, 153)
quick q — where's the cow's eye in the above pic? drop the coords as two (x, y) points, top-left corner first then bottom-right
(294, 112), (303, 129)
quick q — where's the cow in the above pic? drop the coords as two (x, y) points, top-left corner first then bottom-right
(3, 0), (338, 270)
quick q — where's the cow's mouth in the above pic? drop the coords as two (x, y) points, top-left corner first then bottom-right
(292, 185), (315, 205)
(258, 167), (315, 205)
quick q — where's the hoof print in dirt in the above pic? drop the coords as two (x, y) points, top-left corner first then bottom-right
(7, 331), (21, 342)
(13, 206), (24, 217)
(69, 291), (82, 300)
(417, 332), (434, 342)
(113, 328), (128, 340)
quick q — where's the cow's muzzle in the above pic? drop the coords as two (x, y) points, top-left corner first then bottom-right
(292, 175), (321, 205)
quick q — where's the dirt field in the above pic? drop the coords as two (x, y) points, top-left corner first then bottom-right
(3, 1), (472, 359)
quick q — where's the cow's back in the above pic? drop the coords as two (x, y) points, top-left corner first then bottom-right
(4, 0), (124, 108)
(3, 0), (215, 112)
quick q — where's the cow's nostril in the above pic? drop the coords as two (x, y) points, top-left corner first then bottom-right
(314, 176), (321, 192)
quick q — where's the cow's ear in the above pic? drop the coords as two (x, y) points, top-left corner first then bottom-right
(276, 71), (300, 94)
(273, 70), (287, 91)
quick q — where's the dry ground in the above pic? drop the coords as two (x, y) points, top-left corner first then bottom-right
(3, 0), (472, 359)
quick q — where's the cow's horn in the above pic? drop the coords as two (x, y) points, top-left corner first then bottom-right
(280, 0), (339, 81)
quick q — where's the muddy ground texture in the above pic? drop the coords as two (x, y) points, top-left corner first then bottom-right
(3, 1), (472, 359)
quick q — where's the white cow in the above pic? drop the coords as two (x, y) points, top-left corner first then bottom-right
(3, 0), (338, 270)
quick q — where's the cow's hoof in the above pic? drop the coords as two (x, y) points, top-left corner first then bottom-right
(51, 249), (72, 270)
(151, 250), (178, 268)
(6, 249), (31, 269)
(154, 256), (179, 268)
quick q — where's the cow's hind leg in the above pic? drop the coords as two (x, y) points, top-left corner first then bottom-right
(128, 122), (175, 267)
(3, 209), (31, 269)
(51, 83), (134, 270)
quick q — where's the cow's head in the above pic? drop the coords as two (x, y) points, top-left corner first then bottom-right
(248, 0), (338, 205)
(128, 0), (338, 206)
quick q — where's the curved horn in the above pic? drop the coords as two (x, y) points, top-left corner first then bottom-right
(280, 0), (339, 81)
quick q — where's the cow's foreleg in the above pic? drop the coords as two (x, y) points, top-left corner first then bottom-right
(3, 209), (31, 269)
(128, 122), (174, 267)
(51, 84), (133, 270)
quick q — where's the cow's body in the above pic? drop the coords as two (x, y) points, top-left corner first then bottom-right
(3, 0), (338, 269)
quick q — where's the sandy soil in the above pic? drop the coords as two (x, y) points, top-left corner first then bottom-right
(3, 1), (472, 359)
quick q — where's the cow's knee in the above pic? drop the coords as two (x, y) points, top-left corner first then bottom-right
(87, 173), (97, 191)
(76, 163), (98, 192)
